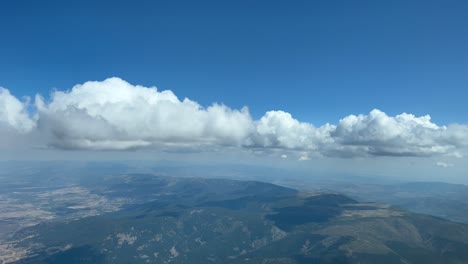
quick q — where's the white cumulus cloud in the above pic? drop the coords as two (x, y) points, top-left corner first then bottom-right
(329, 109), (465, 157)
(0, 77), (467, 158)
(0, 87), (35, 133)
(248, 110), (337, 156)
(34, 78), (253, 150)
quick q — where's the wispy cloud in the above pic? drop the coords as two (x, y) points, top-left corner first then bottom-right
(1, 77), (467, 158)
(435, 162), (454, 168)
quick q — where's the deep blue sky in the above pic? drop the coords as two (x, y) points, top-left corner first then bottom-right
(1, 0), (467, 124)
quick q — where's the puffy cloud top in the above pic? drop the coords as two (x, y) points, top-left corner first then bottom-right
(0, 87), (35, 133)
(251, 110), (335, 151)
(0, 77), (467, 158)
(331, 109), (454, 157)
(35, 78), (253, 150)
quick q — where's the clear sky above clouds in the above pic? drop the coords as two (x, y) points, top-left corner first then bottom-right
(1, 0), (467, 123)
(0, 0), (467, 182)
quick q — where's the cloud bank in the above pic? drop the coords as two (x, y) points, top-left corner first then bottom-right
(34, 78), (252, 150)
(1, 77), (467, 158)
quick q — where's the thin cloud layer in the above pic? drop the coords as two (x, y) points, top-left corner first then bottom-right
(436, 162), (454, 168)
(0, 77), (466, 158)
